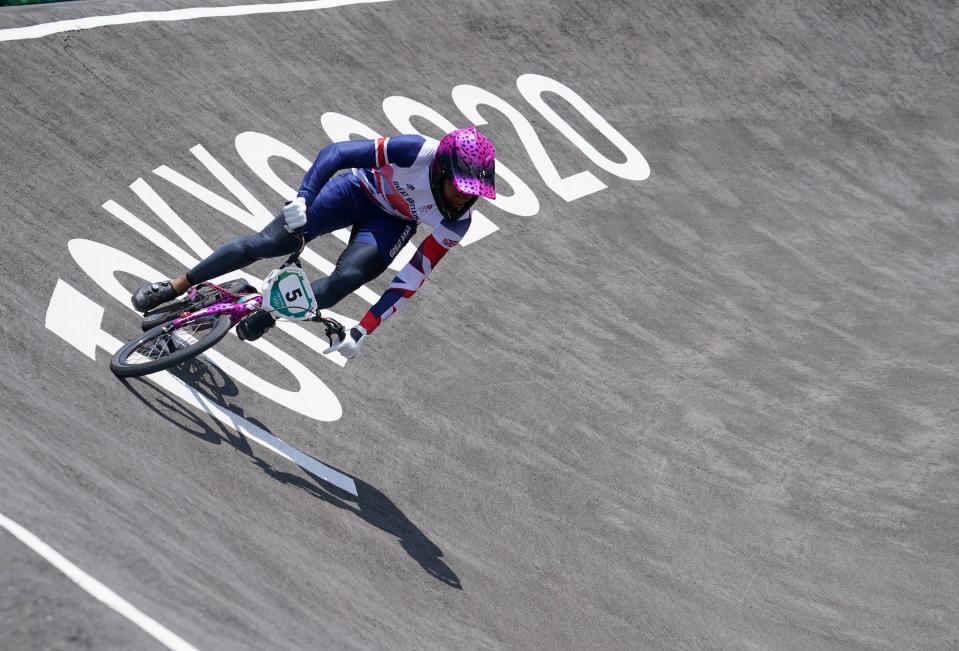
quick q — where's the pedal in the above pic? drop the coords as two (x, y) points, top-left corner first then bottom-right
(219, 278), (258, 295)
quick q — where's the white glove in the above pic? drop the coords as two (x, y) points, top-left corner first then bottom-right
(324, 325), (368, 360)
(282, 196), (307, 233)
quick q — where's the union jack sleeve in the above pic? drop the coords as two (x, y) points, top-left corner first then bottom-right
(358, 217), (471, 333)
(374, 137), (389, 166)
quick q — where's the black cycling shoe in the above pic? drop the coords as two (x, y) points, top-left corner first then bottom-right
(131, 280), (177, 313)
(237, 310), (276, 342)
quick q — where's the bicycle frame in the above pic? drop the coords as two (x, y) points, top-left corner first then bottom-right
(166, 282), (262, 330)
(112, 236), (348, 378)
(165, 235), (307, 330)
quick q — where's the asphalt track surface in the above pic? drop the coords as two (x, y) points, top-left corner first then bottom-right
(2, 1), (959, 649)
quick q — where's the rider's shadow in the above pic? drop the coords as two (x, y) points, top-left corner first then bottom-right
(118, 358), (461, 589)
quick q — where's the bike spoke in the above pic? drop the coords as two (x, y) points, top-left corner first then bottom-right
(125, 319), (218, 365)
(127, 350), (155, 365)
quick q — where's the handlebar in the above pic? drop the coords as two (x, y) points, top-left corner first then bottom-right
(280, 234), (307, 270)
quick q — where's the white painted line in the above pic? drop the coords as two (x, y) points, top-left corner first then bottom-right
(0, 0), (391, 42)
(0, 511), (202, 651)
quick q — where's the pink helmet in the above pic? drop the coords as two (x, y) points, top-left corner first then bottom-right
(430, 127), (496, 220)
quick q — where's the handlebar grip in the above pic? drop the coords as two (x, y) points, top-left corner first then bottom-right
(279, 234), (307, 269)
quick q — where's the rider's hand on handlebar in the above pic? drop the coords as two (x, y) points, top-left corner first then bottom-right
(324, 325), (368, 360)
(283, 196), (308, 233)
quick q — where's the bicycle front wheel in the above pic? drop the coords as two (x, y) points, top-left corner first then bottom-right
(110, 314), (232, 378)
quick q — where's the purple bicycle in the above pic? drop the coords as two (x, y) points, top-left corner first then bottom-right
(110, 237), (344, 378)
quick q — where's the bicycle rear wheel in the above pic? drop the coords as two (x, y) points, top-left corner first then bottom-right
(110, 314), (232, 378)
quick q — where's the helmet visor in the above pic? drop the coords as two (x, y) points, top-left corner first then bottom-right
(446, 151), (496, 200)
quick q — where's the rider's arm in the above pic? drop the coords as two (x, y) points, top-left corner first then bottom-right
(298, 135), (426, 205)
(358, 216), (472, 334)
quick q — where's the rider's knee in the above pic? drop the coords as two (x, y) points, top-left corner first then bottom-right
(329, 269), (367, 296)
(239, 233), (276, 261)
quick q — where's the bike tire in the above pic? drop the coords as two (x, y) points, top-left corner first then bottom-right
(111, 314), (232, 378)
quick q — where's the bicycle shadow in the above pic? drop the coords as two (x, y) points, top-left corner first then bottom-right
(117, 358), (462, 589)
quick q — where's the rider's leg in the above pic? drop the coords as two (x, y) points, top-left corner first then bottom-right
(238, 210), (416, 342)
(132, 175), (358, 312)
(310, 240), (386, 309)
(311, 216), (417, 308)
(185, 174), (365, 286)
(133, 215), (304, 311)
(180, 214), (300, 288)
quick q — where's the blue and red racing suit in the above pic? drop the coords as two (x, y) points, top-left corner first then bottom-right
(295, 134), (472, 334)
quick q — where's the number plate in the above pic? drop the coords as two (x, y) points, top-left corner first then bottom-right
(262, 267), (317, 320)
